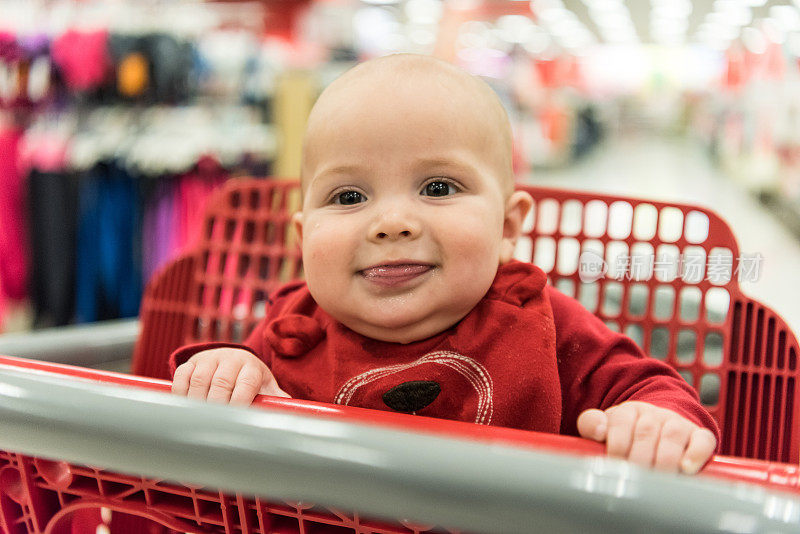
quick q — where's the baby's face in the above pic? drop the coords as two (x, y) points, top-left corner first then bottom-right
(294, 58), (528, 343)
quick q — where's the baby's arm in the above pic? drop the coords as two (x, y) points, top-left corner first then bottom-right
(576, 401), (717, 474)
(169, 286), (305, 405)
(171, 347), (290, 405)
(548, 286), (719, 474)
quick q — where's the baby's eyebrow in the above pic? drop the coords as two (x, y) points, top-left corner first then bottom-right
(411, 157), (479, 176)
(308, 165), (366, 190)
(414, 158), (459, 167)
(317, 164), (364, 176)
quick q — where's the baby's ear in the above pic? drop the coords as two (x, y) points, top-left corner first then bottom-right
(500, 190), (533, 264)
(291, 211), (304, 248)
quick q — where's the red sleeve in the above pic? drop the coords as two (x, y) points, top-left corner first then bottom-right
(167, 281), (307, 377)
(548, 286), (720, 447)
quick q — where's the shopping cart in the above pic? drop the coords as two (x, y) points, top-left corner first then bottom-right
(1, 178), (799, 534)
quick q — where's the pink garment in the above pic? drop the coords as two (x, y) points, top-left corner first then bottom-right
(51, 30), (111, 91)
(0, 125), (29, 322)
(18, 127), (70, 175)
(176, 157), (228, 251)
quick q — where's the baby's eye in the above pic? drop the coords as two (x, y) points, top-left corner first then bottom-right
(333, 190), (366, 205)
(421, 180), (459, 197)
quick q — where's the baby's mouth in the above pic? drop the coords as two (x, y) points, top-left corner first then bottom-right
(359, 263), (434, 287)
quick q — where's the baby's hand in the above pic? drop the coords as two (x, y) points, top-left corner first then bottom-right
(577, 401), (717, 474)
(171, 348), (290, 405)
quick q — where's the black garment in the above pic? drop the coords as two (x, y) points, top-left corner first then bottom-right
(27, 169), (78, 327)
(146, 33), (193, 104)
(572, 105), (603, 160)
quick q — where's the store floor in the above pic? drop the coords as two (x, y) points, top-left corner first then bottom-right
(525, 134), (800, 335)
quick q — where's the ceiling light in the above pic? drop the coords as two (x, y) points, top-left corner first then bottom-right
(534, 0), (565, 9)
(557, 28), (594, 48)
(707, 10), (750, 28)
(713, 0), (746, 12)
(550, 18), (586, 36)
(583, 0), (624, 11)
(652, 19), (689, 33)
(699, 22), (740, 41)
(496, 15), (535, 44)
(761, 17), (787, 44)
(404, 0), (442, 25)
(706, 12), (727, 25)
(709, 6), (751, 26)
(769, 5), (800, 31)
(787, 32), (800, 55)
(588, 5), (628, 21)
(457, 20), (491, 48)
(537, 7), (574, 25)
(697, 29), (734, 48)
(523, 28), (552, 54)
(652, 7), (691, 20)
(732, 9), (752, 26)
(651, 0), (691, 18)
(741, 27), (766, 53)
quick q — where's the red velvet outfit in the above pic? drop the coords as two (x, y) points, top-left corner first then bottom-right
(171, 261), (719, 440)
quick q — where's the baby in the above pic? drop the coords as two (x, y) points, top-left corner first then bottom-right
(171, 54), (718, 474)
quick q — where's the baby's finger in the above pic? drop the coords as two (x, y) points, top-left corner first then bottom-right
(626, 415), (662, 467)
(652, 418), (693, 472)
(258, 370), (291, 398)
(206, 360), (241, 404)
(171, 361), (195, 396)
(680, 428), (717, 475)
(229, 363), (265, 405)
(605, 404), (638, 458)
(186, 358), (218, 401)
(576, 409), (608, 441)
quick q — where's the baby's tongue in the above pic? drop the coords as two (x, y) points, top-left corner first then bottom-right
(361, 264), (432, 278)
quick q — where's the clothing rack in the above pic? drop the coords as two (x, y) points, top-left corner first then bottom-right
(0, 5), (287, 332)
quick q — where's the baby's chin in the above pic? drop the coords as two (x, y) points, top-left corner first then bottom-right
(335, 308), (469, 344)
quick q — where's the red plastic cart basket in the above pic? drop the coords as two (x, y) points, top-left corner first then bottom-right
(1, 177), (799, 534)
(133, 178), (800, 464)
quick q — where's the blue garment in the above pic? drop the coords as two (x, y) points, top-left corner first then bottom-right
(75, 161), (142, 323)
(75, 167), (101, 323)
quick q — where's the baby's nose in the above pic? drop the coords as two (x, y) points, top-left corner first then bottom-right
(377, 229), (412, 239)
(369, 208), (421, 241)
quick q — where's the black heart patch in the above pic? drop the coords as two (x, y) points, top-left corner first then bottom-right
(382, 380), (441, 413)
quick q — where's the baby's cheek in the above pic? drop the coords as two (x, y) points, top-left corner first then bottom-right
(441, 216), (502, 262)
(303, 226), (352, 266)
(442, 202), (502, 239)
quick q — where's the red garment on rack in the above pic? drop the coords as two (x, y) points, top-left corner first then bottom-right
(0, 125), (28, 322)
(51, 30), (111, 91)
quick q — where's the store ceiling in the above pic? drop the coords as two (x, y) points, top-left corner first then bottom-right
(533, 0), (800, 49)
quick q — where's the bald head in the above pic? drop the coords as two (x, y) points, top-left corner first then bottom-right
(300, 54), (514, 198)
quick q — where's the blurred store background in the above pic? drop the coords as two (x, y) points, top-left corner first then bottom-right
(0, 0), (799, 335)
